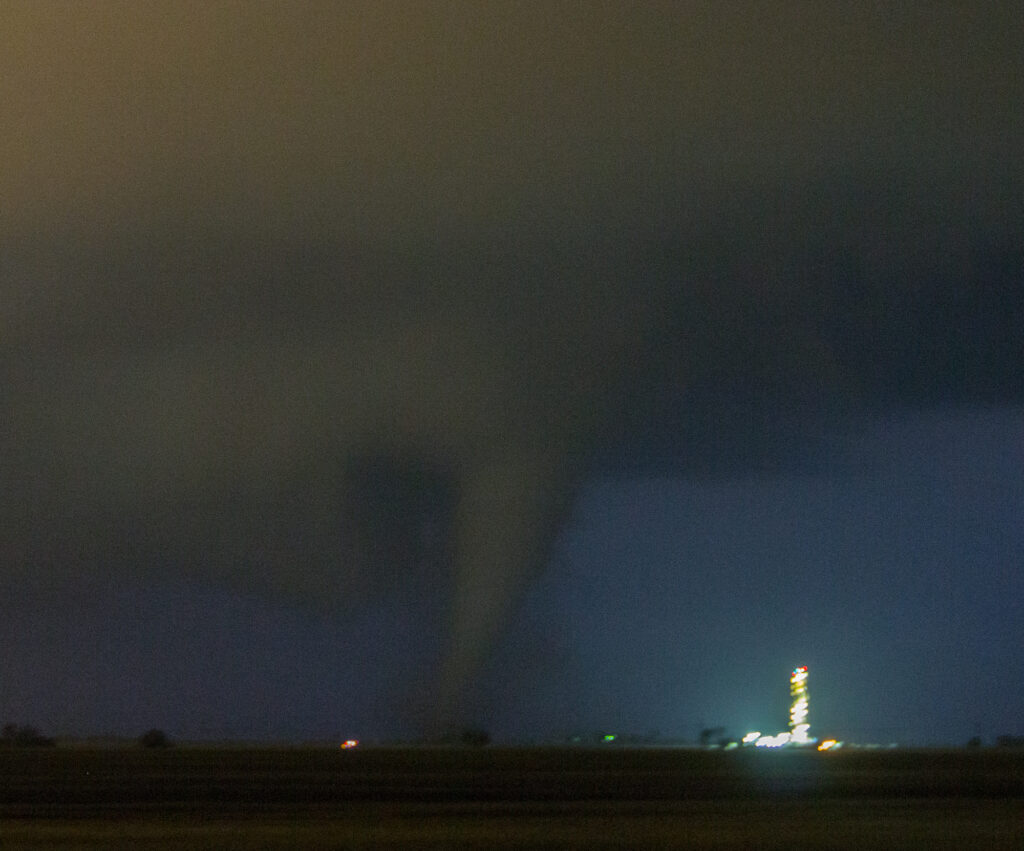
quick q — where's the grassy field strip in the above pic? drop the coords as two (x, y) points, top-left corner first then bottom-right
(2, 800), (1023, 849)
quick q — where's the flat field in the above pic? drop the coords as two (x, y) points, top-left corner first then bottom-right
(2, 746), (1022, 848)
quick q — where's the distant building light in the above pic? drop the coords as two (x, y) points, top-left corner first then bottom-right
(755, 732), (792, 748)
(789, 665), (810, 741)
(340, 739), (359, 749)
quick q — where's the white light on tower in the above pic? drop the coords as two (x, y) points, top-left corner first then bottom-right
(789, 665), (812, 744)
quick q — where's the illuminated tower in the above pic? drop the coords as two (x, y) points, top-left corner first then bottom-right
(789, 665), (811, 744)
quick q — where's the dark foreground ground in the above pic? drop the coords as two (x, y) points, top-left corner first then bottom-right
(2, 746), (1022, 848)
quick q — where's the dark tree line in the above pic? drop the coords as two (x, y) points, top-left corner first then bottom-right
(138, 728), (172, 748)
(1, 724), (55, 747)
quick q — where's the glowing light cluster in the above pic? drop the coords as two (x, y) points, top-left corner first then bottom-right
(340, 739), (359, 749)
(754, 732), (792, 748)
(740, 666), (826, 750)
(789, 666), (811, 743)
(817, 739), (842, 751)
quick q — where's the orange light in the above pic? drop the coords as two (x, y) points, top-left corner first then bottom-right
(341, 739), (359, 749)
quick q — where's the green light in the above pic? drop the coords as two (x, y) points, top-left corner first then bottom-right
(603, 734), (616, 742)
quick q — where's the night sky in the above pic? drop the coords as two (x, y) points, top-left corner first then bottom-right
(2, 2), (1022, 746)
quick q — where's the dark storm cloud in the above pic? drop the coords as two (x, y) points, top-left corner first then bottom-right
(3, 2), (1022, 724)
